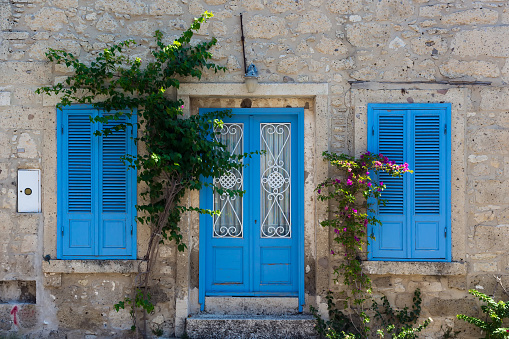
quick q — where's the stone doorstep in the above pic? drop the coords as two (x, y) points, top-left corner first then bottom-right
(204, 297), (300, 315)
(185, 314), (318, 339)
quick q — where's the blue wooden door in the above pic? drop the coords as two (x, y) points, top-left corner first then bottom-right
(199, 108), (304, 310)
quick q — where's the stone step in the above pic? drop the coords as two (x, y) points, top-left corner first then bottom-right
(185, 314), (318, 339)
(204, 297), (300, 315)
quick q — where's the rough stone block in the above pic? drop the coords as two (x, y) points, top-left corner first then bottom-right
(246, 15), (286, 39)
(442, 9), (498, 26)
(452, 27), (509, 57)
(346, 22), (389, 47)
(25, 8), (68, 32)
(0, 62), (52, 86)
(474, 225), (509, 251)
(0, 92), (10, 106)
(480, 88), (509, 111)
(43, 273), (62, 287)
(439, 59), (499, 79)
(427, 298), (478, 317)
(296, 11), (332, 34)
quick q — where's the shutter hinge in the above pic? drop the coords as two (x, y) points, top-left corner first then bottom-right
(131, 224), (133, 236)
(61, 226), (64, 236)
(444, 227), (447, 238)
(372, 126), (374, 136)
(61, 125), (64, 134)
(444, 124), (447, 134)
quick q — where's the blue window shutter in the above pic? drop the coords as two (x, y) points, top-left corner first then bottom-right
(59, 107), (136, 259)
(98, 112), (135, 257)
(410, 110), (447, 259)
(61, 108), (97, 257)
(369, 110), (408, 259)
(368, 104), (450, 261)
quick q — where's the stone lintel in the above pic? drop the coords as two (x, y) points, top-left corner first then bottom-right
(362, 261), (466, 276)
(177, 82), (329, 98)
(42, 260), (147, 274)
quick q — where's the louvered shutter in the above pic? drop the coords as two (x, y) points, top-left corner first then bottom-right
(368, 105), (450, 261)
(370, 111), (408, 259)
(410, 110), (447, 259)
(59, 107), (136, 259)
(61, 108), (97, 257)
(99, 112), (134, 257)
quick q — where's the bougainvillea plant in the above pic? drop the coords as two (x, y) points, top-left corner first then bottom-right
(316, 151), (412, 334)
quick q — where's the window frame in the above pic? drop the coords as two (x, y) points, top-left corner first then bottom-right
(367, 103), (451, 262)
(56, 104), (138, 260)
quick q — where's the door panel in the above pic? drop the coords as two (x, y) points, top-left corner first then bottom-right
(201, 110), (301, 299)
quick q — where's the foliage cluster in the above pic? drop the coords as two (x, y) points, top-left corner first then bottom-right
(314, 151), (414, 337)
(311, 289), (430, 339)
(37, 13), (249, 335)
(457, 289), (509, 338)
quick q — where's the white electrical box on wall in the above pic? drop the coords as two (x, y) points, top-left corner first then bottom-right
(18, 169), (41, 213)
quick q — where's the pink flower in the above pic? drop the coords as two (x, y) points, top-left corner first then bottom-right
(347, 179), (353, 185)
(354, 236), (360, 242)
(347, 214), (351, 218)
(380, 181), (384, 186)
(367, 182), (372, 187)
(335, 179), (341, 184)
(366, 171), (370, 175)
(330, 250), (335, 255)
(353, 209), (357, 213)
(345, 206), (349, 210)
(334, 229), (340, 234)
(364, 219), (368, 226)
(317, 189), (321, 194)
(343, 228), (347, 232)
(181, 105), (184, 109)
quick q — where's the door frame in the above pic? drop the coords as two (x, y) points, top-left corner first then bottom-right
(198, 108), (305, 312)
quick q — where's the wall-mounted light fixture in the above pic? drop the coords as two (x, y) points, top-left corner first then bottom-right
(240, 14), (259, 93)
(244, 64), (259, 93)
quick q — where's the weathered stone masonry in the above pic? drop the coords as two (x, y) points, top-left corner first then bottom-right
(2, 0), (509, 337)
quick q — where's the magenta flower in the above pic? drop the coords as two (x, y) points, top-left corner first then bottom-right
(353, 209), (357, 213)
(364, 219), (368, 226)
(354, 236), (360, 242)
(345, 206), (349, 210)
(380, 181), (384, 186)
(367, 182), (372, 187)
(343, 228), (347, 232)
(366, 171), (370, 175)
(347, 179), (353, 185)
(317, 189), (321, 194)
(334, 229), (339, 234)
(335, 179), (341, 184)
(330, 250), (335, 255)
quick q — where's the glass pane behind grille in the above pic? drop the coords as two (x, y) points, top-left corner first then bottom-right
(213, 123), (243, 238)
(260, 123), (291, 238)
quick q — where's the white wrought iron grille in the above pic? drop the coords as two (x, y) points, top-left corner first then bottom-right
(213, 123), (244, 238)
(260, 123), (291, 238)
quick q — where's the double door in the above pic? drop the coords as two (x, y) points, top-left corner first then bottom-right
(199, 108), (304, 310)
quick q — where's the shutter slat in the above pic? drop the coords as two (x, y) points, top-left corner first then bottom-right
(378, 115), (404, 214)
(414, 115), (440, 214)
(102, 115), (128, 213)
(67, 113), (92, 213)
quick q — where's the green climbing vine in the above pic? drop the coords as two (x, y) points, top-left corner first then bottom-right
(37, 12), (253, 336)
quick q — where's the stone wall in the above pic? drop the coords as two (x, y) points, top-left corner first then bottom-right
(1, 0), (509, 337)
